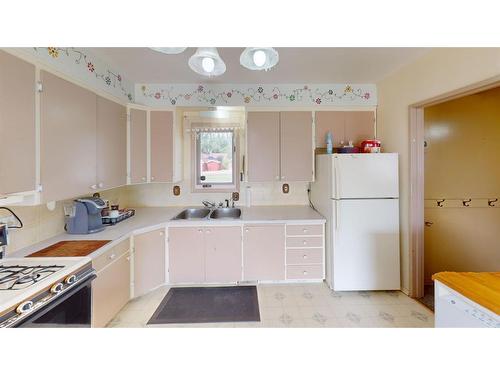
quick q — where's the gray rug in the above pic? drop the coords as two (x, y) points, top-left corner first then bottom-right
(147, 286), (260, 324)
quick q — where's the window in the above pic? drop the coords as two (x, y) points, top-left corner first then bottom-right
(194, 129), (238, 191)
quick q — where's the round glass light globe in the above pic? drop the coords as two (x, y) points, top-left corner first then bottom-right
(253, 50), (267, 67)
(202, 57), (215, 73)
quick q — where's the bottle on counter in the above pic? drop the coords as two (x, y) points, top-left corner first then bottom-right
(326, 131), (333, 154)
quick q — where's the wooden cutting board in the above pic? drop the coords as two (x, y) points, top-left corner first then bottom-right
(28, 240), (111, 257)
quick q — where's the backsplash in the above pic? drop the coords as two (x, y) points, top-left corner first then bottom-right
(0, 186), (129, 256)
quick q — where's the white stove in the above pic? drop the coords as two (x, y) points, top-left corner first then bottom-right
(0, 257), (94, 328)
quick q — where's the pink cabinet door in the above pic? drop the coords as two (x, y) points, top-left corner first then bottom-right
(344, 111), (375, 146)
(150, 111), (174, 182)
(40, 71), (97, 202)
(315, 111), (345, 147)
(129, 108), (147, 184)
(280, 111), (313, 182)
(96, 96), (127, 189)
(243, 224), (285, 281)
(0, 51), (36, 195)
(247, 112), (280, 182)
(315, 111), (375, 148)
(168, 227), (205, 283)
(204, 226), (242, 282)
(134, 229), (166, 297)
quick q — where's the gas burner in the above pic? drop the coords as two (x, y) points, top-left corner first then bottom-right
(0, 265), (65, 291)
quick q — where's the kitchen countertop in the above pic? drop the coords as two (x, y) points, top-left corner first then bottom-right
(11, 206), (325, 260)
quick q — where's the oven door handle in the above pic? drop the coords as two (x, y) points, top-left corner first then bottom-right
(13, 273), (96, 327)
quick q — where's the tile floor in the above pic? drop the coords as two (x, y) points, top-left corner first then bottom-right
(107, 282), (434, 328)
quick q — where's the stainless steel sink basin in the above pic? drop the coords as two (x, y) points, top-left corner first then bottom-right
(209, 208), (242, 219)
(173, 208), (211, 220)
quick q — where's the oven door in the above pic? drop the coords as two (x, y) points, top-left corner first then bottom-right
(14, 274), (96, 328)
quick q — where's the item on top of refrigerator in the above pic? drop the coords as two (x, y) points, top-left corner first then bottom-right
(325, 132), (333, 154)
(361, 139), (381, 153)
(337, 140), (360, 154)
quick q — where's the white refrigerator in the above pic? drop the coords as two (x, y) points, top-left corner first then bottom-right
(311, 153), (400, 291)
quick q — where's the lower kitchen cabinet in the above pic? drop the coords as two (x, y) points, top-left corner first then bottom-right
(168, 227), (205, 283)
(92, 239), (131, 328)
(243, 225), (286, 281)
(169, 226), (242, 283)
(204, 226), (242, 283)
(134, 228), (166, 297)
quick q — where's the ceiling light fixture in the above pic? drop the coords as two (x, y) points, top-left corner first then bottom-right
(240, 47), (279, 71)
(188, 48), (226, 77)
(149, 47), (187, 54)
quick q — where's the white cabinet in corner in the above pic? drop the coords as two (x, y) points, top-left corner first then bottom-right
(133, 228), (166, 297)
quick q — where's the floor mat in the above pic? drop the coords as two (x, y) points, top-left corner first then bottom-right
(147, 286), (260, 324)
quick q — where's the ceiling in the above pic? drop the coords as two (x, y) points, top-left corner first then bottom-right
(88, 47), (431, 84)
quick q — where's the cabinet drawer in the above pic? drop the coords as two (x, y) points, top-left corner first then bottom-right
(92, 238), (130, 272)
(286, 236), (323, 248)
(286, 248), (323, 265)
(287, 265), (323, 280)
(286, 224), (323, 236)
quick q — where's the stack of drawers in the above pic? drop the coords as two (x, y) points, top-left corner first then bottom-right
(285, 224), (324, 280)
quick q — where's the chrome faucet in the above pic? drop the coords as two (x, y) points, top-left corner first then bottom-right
(202, 200), (216, 208)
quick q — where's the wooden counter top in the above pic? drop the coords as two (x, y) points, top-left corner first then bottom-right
(28, 240), (111, 258)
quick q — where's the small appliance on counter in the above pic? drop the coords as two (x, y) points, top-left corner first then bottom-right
(64, 197), (106, 234)
(360, 139), (381, 153)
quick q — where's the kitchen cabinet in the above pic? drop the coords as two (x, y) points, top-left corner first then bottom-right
(315, 111), (375, 148)
(247, 111), (313, 182)
(280, 111), (313, 181)
(40, 71), (97, 202)
(96, 96), (127, 189)
(243, 224), (285, 281)
(133, 228), (166, 297)
(129, 108), (147, 184)
(246, 112), (280, 182)
(168, 227), (205, 283)
(150, 110), (174, 182)
(92, 239), (131, 328)
(169, 226), (242, 283)
(0, 51), (36, 195)
(204, 226), (242, 283)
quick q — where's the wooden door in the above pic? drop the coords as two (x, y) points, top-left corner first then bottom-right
(92, 251), (130, 327)
(344, 111), (375, 145)
(168, 227), (205, 283)
(280, 111), (313, 181)
(150, 111), (174, 182)
(40, 71), (97, 202)
(134, 228), (166, 297)
(204, 226), (242, 282)
(129, 108), (147, 184)
(96, 96), (127, 189)
(0, 51), (36, 195)
(243, 224), (285, 281)
(247, 112), (280, 182)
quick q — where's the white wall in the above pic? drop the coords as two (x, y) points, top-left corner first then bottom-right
(377, 47), (500, 292)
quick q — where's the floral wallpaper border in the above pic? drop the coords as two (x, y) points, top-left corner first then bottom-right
(137, 83), (377, 107)
(17, 47), (134, 102)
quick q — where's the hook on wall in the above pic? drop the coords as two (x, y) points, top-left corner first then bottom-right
(488, 198), (498, 207)
(462, 199), (472, 207)
(436, 199), (445, 207)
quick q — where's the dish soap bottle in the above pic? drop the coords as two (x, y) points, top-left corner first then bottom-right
(326, 132), (333, 154)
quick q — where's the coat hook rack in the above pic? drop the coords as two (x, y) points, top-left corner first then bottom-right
(488, 198), (498, 207)
(462, 199), (472, 207)
(436, 199), (445, 207)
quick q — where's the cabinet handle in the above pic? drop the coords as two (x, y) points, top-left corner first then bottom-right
(198, 229), (203, 233)
(151, 176), (155, 181)
(303, 228), (308, 233)
(206, 229), (211, 234)
(303, 271), (308, 276)
(245, 228), (249, 232)
(90, 184), (97, 190)
(126, 256), (130, 261)
(108, 253), (116, 260)
(98, 182), (104, 188)
(141, 177), (146, 181)
(303, 255), (308, 259)
(303, 240), (307, 245)
(159, 231), (164, 236)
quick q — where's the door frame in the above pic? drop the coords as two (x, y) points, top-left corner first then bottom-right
(408, 75), (500, 298)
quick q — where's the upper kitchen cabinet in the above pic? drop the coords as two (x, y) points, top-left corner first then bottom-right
(246, 112), (281, 182)
(40, 71), (97, 202)
(247, 111), (313, 182)
(280, 111), (313, 182)
(315, 111), (375, 148)
(129, 108), (147, 184)
(0, 51), (36, 195)
(150, 110), (174, 182)
(96, 96), (127, 189)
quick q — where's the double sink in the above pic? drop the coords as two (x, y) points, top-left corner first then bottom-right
(173, 207), (241, 220)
